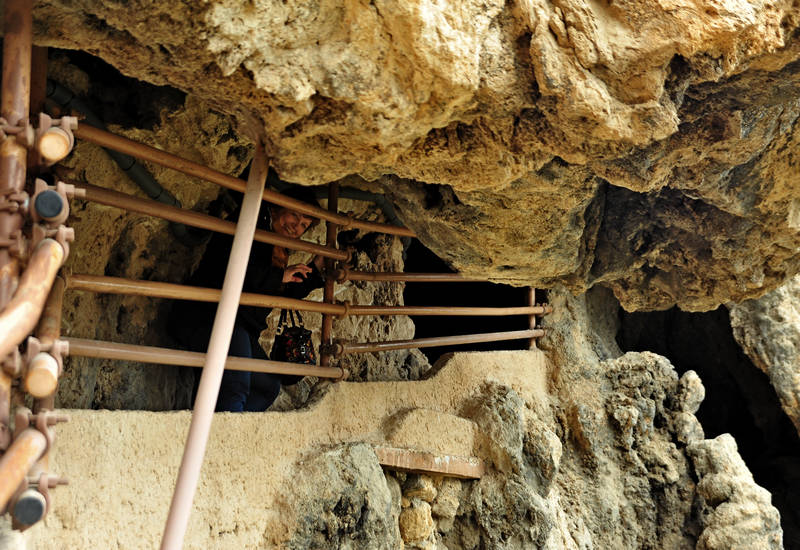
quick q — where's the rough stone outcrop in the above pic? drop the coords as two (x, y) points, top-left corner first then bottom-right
(616, 292), (800, 546)
(0, 4), (793, 549)
(689, 434), (784, 550)
(286, 444), (402, 549)
(16, 335), (783, 549)
(729, 275), (800, 434)
(26, 1), (800, 310)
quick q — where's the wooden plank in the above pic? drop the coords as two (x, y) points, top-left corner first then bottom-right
(373, 446), (485, 479)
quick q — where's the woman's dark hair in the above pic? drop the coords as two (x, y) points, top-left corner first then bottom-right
(269, 185), (322, 230)
(278, 185), (321, 210)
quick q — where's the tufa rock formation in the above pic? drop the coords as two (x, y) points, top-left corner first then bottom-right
(20, 297), (784, 549)
(27, 0), (800, 311)
(729, 275), (800, 435)
(1, 1), (797, 548)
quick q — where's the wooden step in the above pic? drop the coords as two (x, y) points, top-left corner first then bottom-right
(373, 446), (486, 479)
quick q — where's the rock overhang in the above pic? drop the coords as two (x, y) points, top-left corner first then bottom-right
(28, 0), (800, 311)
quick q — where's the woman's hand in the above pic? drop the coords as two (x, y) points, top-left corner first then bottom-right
(283, 263), (313, 283)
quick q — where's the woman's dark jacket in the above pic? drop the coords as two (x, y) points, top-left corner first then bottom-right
(170, 200), (323, 345)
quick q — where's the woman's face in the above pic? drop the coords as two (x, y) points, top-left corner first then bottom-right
(273, 208), (314, 238)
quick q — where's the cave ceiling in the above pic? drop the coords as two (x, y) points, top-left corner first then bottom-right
(30, 0), (800, 311)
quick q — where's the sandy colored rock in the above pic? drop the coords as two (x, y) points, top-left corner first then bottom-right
(0, 2), (795, 548)
(286, 443), (402, 549)
(399, 499), (435, 543)
(729, 275), (800, 435)
(403, 475), (437, 503)
(26, 1), (800, 310)
(689, 434), (783, 549)
(673, 411), (705, 446)
(431, 478), (462, 534)
(676, 370), (706, 415)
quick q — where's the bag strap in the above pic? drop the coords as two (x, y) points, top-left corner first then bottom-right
(278, 309), (305, 329)
(278, 309), (288, 331)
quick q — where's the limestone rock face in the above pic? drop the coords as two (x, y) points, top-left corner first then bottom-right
(729, 275), (800, 434)
(286, 443), (403, 550)
(536, 288), (784, 549)
(14, 290), (786, 550)
(399, 499), (435, 544)
(29, 1), (800, 310)
(689, 434), (783, 550)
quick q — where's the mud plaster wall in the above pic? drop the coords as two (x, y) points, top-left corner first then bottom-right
(15, 340), (785, 549)
(28, 351), (551, 550)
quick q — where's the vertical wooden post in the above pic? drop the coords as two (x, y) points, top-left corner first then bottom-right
(320, 182), (339, 368)
(160, 147), (269, 550)
(0, 0), (33, 452)
(0, 374), (9, 450)
(28, 46), (47, 173)
(527, 287), (538, 350)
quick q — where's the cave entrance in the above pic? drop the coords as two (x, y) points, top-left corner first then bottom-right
(0, 17), (552, 540)
(617, 306), (800, 546)
(403, 240), (534, 364)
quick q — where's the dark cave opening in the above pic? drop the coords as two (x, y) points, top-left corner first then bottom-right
(402, 240), (532, 365)
(617, 306), (800, 547)
(52, 49), (186, 130)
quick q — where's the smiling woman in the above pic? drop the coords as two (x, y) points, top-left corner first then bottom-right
(167, 184), (325, 412)
(272, 209), (314, 240)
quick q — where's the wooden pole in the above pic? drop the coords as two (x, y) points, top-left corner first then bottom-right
(320, 182), (339, 368)
(66, 273), (345, 315)
(336, 328), (545, 355)
(65, 338), (342, 379)
(160, 146), (268, 550)
(78, 182), (348, 261)
(0, 240), (65, 360)
(346, 304), (552, 316)
(0, 0), (33, 449)
(73, 125), (415, 237)
(64, 274), (553, 317)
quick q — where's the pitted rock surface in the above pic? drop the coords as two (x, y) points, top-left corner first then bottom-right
(29, 1), (800, 310)
(729, 275), (800, 435)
